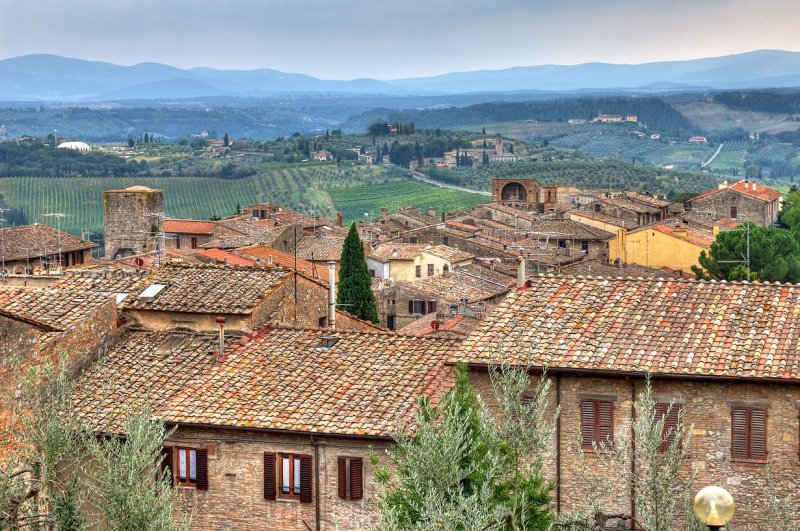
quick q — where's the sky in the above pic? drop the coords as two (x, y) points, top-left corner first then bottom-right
(1, 0), (798, 79)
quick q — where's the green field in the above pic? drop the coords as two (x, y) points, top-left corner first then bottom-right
(329, 180), (488, 222)
(0, 164), (486, 236)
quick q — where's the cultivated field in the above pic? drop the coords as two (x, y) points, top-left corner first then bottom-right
(673, 102), (800, 134)
(0, 164), (485, 236)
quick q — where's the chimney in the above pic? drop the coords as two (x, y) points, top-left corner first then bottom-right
(336, 212), (343, 226)
(752, 182), (757, 191)
(381, 207), (388, 216)
(215, 316), (226, 359)
(328, 261), (336, 329)
(428, 205), (436, 218)
(516, 256), (526, 288)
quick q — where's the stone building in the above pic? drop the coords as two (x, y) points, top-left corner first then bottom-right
(103, 186), (164, 259)
(367, 243), (474, 281)
(686, 180), (782, 226)
(122, 262), (379, 333)
(491, 178), (557, 213)
(0, 223), (97, 274)
(452, 275), (800, 527)
(582, 192), (672, 227)
(72, 327), (460, 531)
(164, 219), (216, 250)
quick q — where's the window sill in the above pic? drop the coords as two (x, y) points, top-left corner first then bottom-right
(730, 457), (768, 465)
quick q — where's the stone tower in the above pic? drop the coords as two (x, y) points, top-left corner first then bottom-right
(103, 186), (164, 259)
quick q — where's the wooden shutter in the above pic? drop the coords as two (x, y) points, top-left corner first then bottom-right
(656, 403), (682, 452)
(195, 448), (208, 491)
(597, 400), (614, 447)
(337, 457), (347, 499)
(580, 399), (596, 449)
(350, 457), (364, 500)
(160, 447), (173, 484)
(750, 408), (768, 460)
(428, 300), (437, 313)
(264, 452), (276, 500)
(408, 300), (414, 314)
(299, 454), (313, 503)
(731, 407), (749, 459)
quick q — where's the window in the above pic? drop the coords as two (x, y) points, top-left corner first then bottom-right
(163, 446), (208, 490)
(580, 399), (614, 449)
(415, 265), (421, 278)
(264, 453), (312, 502)
(409, 236), (418, 244)
(387, 315), (396, 330)
(175, 236), (181, 249)
(408, 299), (425, 314)
(191, 236), (198, 249)
(730, 205), (738, 219)
(731, 406), (767, 462)
(427, 300), (437, 313)
(443, 237), (449, 246)
(369, 269), (375, 277)
(337, 456), (364, 500)
(558, 240), (566, 249)
(318, 317), (327, 327)
(654, 402), (682, 452)
(581, 241), (589, 253)
(427, 264), (434, 276)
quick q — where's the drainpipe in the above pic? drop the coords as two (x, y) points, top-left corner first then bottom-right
(328, 261), (336, 329)
(215, 316), (225, 360)
(556, 373), (561, 513)
(630, 379), (636, 531)
(312, 435), (321, 530)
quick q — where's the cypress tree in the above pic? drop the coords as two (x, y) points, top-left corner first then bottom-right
(337, 223), (378, 323)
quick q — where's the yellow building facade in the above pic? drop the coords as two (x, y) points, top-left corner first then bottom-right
(609, 224), (716, 274)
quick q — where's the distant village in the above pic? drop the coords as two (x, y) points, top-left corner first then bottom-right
(0, 170), (794, 529)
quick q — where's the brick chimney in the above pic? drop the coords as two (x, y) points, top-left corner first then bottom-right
(215, 316), (226, 360)
(336, 212), (343, 226)
(328, 261), (336, 329)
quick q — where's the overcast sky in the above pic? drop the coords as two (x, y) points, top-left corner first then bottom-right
(1, 0), (798, 79)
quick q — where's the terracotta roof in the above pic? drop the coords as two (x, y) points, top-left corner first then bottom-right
(524, 219), (614, 241)
(123, 262), (290, 315)
(163, 219), (216, 235)
(393, 207), (439, 225)
(0, 286), (111, 331)
(195, 248), (256, 267)
(73, 327), (459, 436)
(72, 330), (220, 433)
(623, 191), (672, 209)
(454, 275), (800, 381)
(568, 209), (639, 230)
(630, 219), (714, 248)
(236, 245), (321, 278)
(557, 259), (673, 278)
(599, 197), (661, 214)
(113, 250), (203, 272)
(296, 237), (345, 262)
(398, 312), (478, 337)
(370, 243), (427, 261)
(445, 221), (482, 233)
(395, 270), (511, 304)
(52, 269), (150, 295)
(690, 180), (782, 203)
(0, 224), (96, 261)
(423, 245), (474, 263)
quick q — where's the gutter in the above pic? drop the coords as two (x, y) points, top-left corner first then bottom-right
(165, 421), (395, 442)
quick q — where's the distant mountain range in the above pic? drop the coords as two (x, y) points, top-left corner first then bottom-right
(1, 50), (800, 101)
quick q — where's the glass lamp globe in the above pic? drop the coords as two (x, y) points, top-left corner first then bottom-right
(693, 486), (735, 527)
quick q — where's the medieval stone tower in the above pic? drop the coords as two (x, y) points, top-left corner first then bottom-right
(103, 186), (164, 259)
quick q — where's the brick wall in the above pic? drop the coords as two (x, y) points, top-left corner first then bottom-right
(165, 426), (390, 531)
(468, 369), (800, 527)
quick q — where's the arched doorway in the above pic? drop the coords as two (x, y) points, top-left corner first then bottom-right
(501, 182), (527, 202)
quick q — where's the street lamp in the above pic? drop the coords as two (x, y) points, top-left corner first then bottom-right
(693, 486), (735, 530)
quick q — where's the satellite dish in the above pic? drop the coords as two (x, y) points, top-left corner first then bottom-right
(431, 320), (440, 331)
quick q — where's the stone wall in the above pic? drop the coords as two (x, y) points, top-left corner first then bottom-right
(103, 188), (164, 259)
(165, 426), (390, 531)
(468, 369), (800, 527)
(689, 189), (778, 226)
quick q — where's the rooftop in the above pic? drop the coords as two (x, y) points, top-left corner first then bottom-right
(73, 327), (459, 437)
(296, 236), (346, 262)
(195, 248), (256, 267)
(0, 224), (96, 262)
(123, 262), (290, 315)
(235, 245), (321, 278)
(163, 219), (216, 235)
(568, 209), (640, 230)
(454, 275), (800, 381)
(369, 243), (427, 261)
(690, 180), (783, 203)
(0, 285), (111, 331)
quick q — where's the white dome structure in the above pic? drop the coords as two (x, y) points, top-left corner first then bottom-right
(57, 141), (91, 152)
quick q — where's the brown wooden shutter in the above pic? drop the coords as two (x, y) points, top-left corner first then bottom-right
(598, 400), (614, 447)
(299, 454), (313, 503)
(408, 300), (414, 314)
(580, 399), (596, 449)
(160, 447), (173, 485)
(750, 408), (768, 460)
(350, 457), (364, 500)
(656, 403), (681, 452)
(337, 457), (347, 499)
(195, 448), (208, 491)
(264, 452), (276, 500)
(428, 300), (437, 313)
(731, 407), (749, 459)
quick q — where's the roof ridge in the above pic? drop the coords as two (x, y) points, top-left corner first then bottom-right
(266, 324), (461, 341)
(530, 273), (794, 287)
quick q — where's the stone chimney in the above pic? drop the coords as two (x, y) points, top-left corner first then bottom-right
(336, 212), (343, 226)
(215, 316), (226, 360)
(328, 261), (337, 329)
(516, 256), (526, 288)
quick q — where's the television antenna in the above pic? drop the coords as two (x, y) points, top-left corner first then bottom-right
(0, 207), (10, 275)
(43, 212), (67, 274)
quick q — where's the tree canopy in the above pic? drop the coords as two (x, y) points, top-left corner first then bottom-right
(336, 223), (379, 323)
